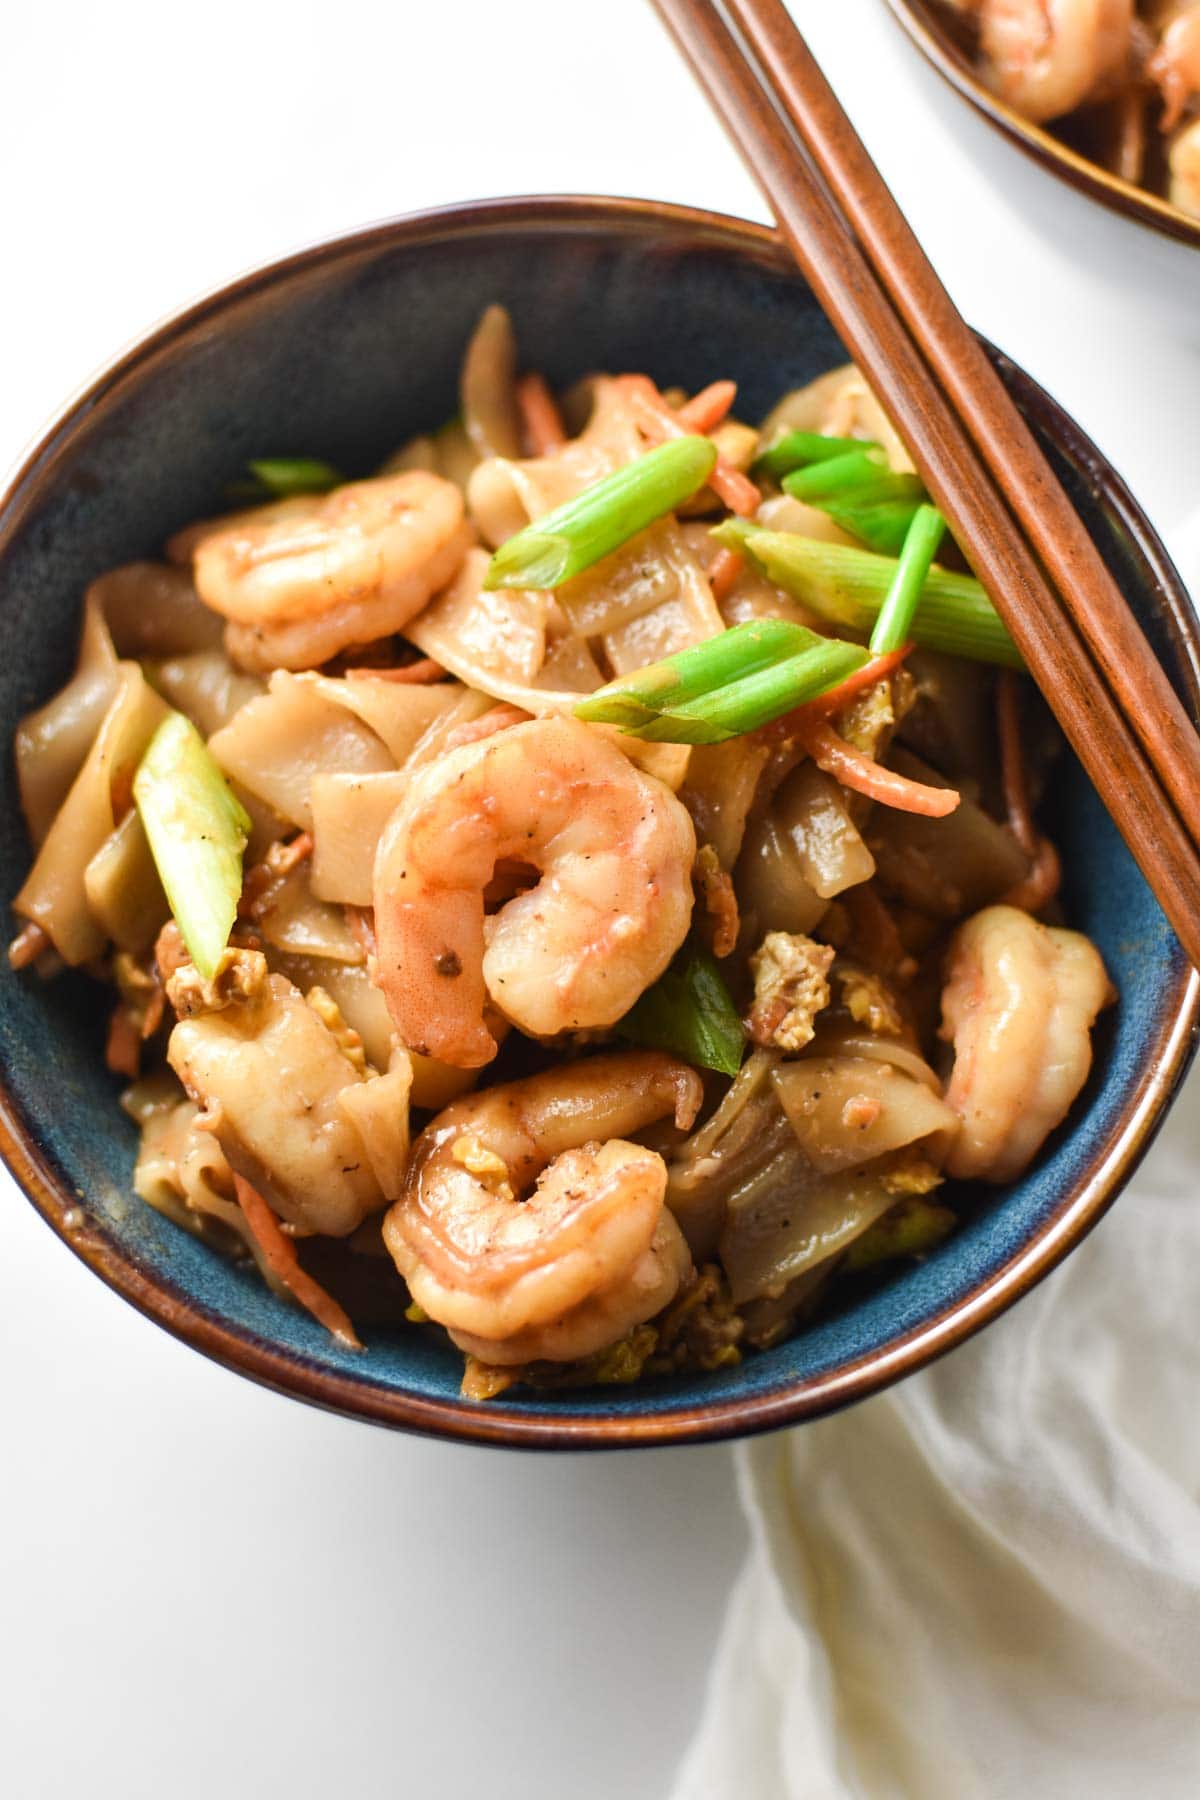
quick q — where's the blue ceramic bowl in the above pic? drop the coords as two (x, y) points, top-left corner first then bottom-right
(1, 197), (1197, 1448)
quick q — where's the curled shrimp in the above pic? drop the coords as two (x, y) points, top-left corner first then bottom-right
(939, 905), (1113, 1183)
(383, 1051), (702, 1365)
(175, 471), (473, 672)
(373, 714), (696, 1068)
(1149, 3), (1200, 130)
(958, 0), (1133, 122)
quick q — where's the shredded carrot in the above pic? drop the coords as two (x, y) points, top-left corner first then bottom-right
(709, 546), (744, 602)
(105, 1005), (141, 1079)
(344, 657), (446, 684)
(756, 646), (911, 747)
(233, 1173), (363, 1350)
(619, 375), (762, 517)
(676, 379), (737, 435)
(800, 646), (912, 724)
(516, 372), (567, 455)
(442, 704), (532, 751)
(345, 906), (377, 962)
(7, 920), (51, 970)
(795, 718), (960, 817)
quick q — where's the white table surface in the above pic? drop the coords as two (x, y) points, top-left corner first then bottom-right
(2, 5), (1197, 1797)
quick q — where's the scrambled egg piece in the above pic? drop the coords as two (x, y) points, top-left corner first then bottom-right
(451, 1134), (515, 1202)
(836, 963), (905, 1036)
(165, 944), (268, 1018)
(746, 931), (835, 1053)
(306, 985), (369, 1074)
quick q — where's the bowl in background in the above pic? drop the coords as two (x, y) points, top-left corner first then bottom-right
(0, 195), (1197, 1447)
(885, 0), (1200, 252)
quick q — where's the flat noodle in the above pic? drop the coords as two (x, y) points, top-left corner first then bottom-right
(265, 952), (475, 1112)
(16, 595), (121, 846)
(150, 650), (264, 737)
(557, 517), (712, 643)
(208, 672), (395, 828)
(758, 364), (914, 473)
(166, 973), (395, 1237)
(534, 632), (606, 694)
(300, 674), (462, 764)
(772, 763), (876, 899)
(679, 739), (771, 870)
(311, 771), (413, 906)
(404, 557), (548, 688)
(131, 1090), (286, 1292)
(720, 1154), (904, 1304)
(337, 1050), (413, 1200)
(83, 810), (168, 954)
(91, 562), (225, 657)
(14, 662), (168, 963)
(308, 684), (494, 904)
(465, 375), (643, 547)
(253, 865), (364, 963)
(772, 1056), (957, 1176)
(600, 519), (724, 675)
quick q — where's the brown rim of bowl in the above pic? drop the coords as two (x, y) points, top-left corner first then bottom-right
(884, 0), (1200, 252)
(1, 193), (1197, 1450)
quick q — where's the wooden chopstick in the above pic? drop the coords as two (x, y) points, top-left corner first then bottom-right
(726, 0), (1200, 852)
(650, 0), (1200, 968)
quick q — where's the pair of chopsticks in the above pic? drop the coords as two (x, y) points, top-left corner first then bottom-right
(651, 0), (1200, 969)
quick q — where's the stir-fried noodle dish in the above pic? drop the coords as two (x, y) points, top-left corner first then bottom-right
(936, 2), (1200, 218)
(9, 308), (1114, 1400)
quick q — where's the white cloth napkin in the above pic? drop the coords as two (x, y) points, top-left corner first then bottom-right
(670, 530), (1200, 1800)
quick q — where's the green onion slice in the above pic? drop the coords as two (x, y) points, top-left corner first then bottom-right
(752, 430), (883, 482)
(870, 504), (946, 655)
(133, 712), (251, 980)
(575, 620), (868, 743)
(714, 521), (1022, 668)
(484, 437), (718, 590)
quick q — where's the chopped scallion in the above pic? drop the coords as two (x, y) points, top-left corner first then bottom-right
(484, 437), (718, 590)
(713, 521), (1022, 668)
(133, 712), (251, 980)
(574, 619), (813, 730)
(241, 457), (344, 499)
(777, 448), (886, 501)
(752, 430), (882, 482)
(782, 462), (928, 555)
(575, 620), (868, 743)
(870, 504), (946, 655)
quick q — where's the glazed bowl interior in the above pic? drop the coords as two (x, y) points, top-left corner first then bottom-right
(1, 197), (1196, 1448)
(885, 0), (1200, 252)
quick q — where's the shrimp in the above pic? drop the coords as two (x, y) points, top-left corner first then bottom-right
(959, 0), (1134, 122)
(939, 905), (1113, 1183)
(175, 471), (473, 673)
(373, 714), (696, 1068)
(382, 1051), (702, 1365)
(1148, 3), (1200, 129)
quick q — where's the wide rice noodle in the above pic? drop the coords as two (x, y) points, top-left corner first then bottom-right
(14, 661), (168, 963)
